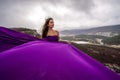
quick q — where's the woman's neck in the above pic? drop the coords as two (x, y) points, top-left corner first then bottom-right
(48, 27), (53, 31)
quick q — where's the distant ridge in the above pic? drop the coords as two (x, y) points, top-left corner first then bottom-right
(60, 24), (120, 37)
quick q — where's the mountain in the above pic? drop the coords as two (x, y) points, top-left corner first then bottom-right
(10, 27), (41, 38)
(60, 24), (120, 37)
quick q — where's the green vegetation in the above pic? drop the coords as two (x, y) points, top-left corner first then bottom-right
(61, 36), (75, 41)
(102, 35), (120, 45)
(75, 35), (106, 39)
(10, 27), (41, 39)
(61, 35), (107, 40)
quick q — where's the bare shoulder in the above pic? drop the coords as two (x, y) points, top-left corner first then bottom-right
(53, 30), (59, 36)
(54, 30), (59, 33)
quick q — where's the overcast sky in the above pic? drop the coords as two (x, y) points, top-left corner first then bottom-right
(0, 0), (120, 32)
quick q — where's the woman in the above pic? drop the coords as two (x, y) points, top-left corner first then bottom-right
(41, 17), (71, 44)
(0, 19), (120, 80)
(41, 17), (59, 39)
(40, 17), (60, 42)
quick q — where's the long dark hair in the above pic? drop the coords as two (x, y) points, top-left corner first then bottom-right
(41, 17), (53, 38)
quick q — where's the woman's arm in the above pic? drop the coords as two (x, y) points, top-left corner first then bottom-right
(55, 30), (60, 41)
(56, 30), (71, 44)
(59, 40), (71, 44)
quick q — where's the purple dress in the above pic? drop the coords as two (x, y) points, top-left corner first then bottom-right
(41, 35), (59, 42)
(0, 26), (120, 80)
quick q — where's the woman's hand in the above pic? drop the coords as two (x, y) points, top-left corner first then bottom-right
(59, 40), (71, 44)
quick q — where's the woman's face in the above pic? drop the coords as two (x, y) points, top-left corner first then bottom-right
(48, 19), (54, 28)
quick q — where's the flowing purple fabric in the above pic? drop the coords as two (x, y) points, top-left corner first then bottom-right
(0, 26), (120, 80)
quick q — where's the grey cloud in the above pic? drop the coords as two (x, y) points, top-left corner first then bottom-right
(70, 0), (95, 13)
(0, 0), (120, 31)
